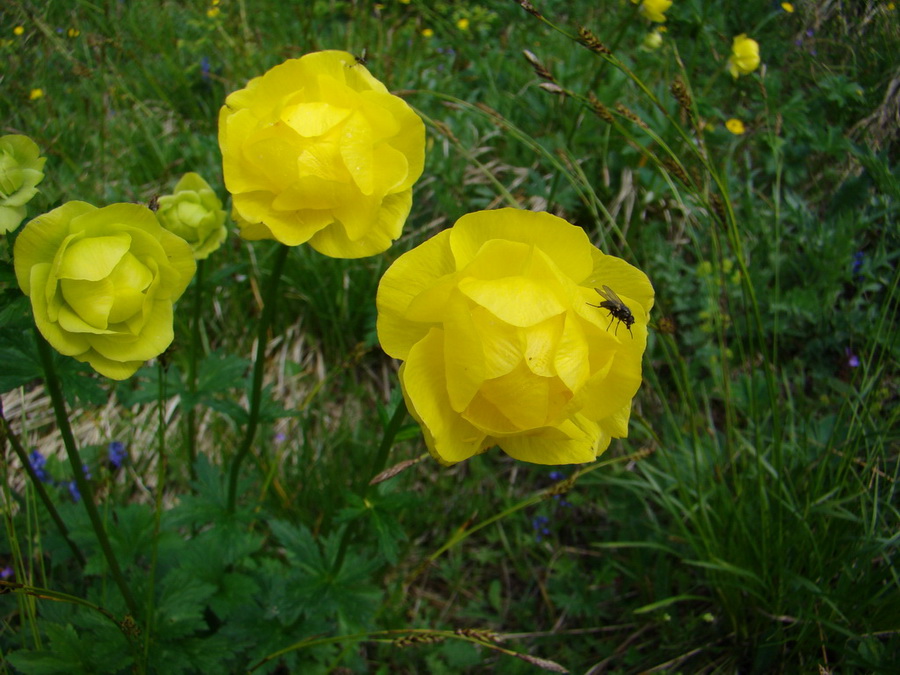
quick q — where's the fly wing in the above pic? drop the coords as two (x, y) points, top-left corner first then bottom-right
(597, 285), (623, 304)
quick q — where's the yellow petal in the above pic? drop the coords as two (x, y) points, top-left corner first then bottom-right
(523, 316), (563, 377)
(311, 189), (411, 258)
(376, 229), (455, 358)
(459, 275), (565, 327)
(450, 209), (594, 283)
(499, 415), (605, 465)
(14, 202), (96, 295)
(442, 299), (486, 412)
(284, 101), (351, 137)
(554, 311), (591, 391)
(400, 328), (486, 464)
(57, 234), (131, 281)
(471, 305), (522, 379)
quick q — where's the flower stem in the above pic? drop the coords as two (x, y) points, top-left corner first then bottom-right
(226, 244), (290, 513)
(33, 329), (139, 618)
(185, 258), (205, 483)
(330, 398), (407, 574)
(0, 405), (86, 567)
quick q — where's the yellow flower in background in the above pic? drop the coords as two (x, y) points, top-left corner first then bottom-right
(29, 88), (44, 100)
(422, 28), (434, 38)
(631, 0), (673, 23)
(0, 134), (46, 234)
(376, 208), (654, 466)
(218, 50), (426, 258)
(728, 34), (760, 78)
(14, 202), (196, 379)
(207, 7), (220, 18)
(14, 26), (25, 36)
(67, 28), (80, 37)
(155, 172), (227, 260)
(781, 2), (794, 12)
(457, 17), (470, 30)
(725, 118), (746, 135)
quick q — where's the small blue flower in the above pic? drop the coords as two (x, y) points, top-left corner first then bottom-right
(548, 470), (566, 481)
(0, 566), (13, 580)
(108, 441), (127, 469)
(68, 481), (80, 502)
(845, 347), (860, 368)
(851, 251), (864, 275)
(532, 515), (551, 542)
(28, 450), (51, 483)
(200, 56), (211, 81)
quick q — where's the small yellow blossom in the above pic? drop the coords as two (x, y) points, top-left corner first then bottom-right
(207, 7), (220, 18)
(641, 30), (663, 50)
(725, 118), (745, 135)
(457, 17), (470, 30)
(781, 2), (794, 12)
(29, 88), (43, 100)
(67, 28), (80, 38)
(400, 0), (411, 4)
(728, 34), (760, 78)
(14, 26), (25, 36)
(422, 28), (434, 38)
(631, 0), (673, 23)
(211, 0), (220, 4)
(888, 2), (895, 9)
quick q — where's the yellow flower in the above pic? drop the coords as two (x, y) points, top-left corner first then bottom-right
(725, 118), (745, 135)
(400, 0), (411, 4)
(781, 2), (794, 12)
(219, 51), (425, 258)
(728, 34), (760, 78)
(29, 88), (44, 100)
(14, 26), (25, 36)
(207, 7), (220, 18)
(0, 134), (46, 234)
(155, 172), (228, 260)
(632, 0), (673, 23)
(14, 202), (196, 379)
(67, 28), (80, 38)
(376, 208), (654, 466)
(457, 17), (470, 30)
(422, 28), (434, 38)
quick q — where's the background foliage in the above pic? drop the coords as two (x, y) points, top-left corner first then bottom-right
(1, 0), (898, 673)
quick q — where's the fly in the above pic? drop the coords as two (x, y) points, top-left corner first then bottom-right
(589, 285), (635, 338)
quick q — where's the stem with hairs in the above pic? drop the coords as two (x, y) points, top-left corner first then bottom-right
(226, 244), (290, 513)
(34, 329), (139, 617)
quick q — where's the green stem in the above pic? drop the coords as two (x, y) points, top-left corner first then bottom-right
(226, 244), (290, 513)
(33, 329), (139, 618)
(143, 363), (168, 666)
(330, 399), (407, 575)
(0, 409), (86, 567)
(185, 258), (205, 483)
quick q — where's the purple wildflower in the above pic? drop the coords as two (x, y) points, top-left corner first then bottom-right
(108, 441), (127, 469)
(68, 481), (81, 502)
(845, 347), (860, 368)
(0, 566), (12, 580)
(532, 515), (551, 542)
(28, 450), (51, 483)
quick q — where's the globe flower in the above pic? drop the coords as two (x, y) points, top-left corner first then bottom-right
(0, 134), (46, 234)
(218, 50), (425, 258)
(631, 0), (673, 23)
(14, 202), (196, 380)
(725, 118), (746, 135)
(155, 172), (227, 260)
(376, 208), (654, 466)
(728, 34), (760, 78)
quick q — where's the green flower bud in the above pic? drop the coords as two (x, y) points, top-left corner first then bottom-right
(0, 134), (47, 234)
(155, 172), (227, 260)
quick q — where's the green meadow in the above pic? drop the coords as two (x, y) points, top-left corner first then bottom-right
(1, 1), (898, 672)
